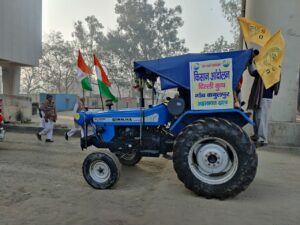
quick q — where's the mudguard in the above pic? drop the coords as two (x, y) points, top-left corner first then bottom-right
(170, 109), (253, 135)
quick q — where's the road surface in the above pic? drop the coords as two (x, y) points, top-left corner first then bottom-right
(1, 132), (300, 225)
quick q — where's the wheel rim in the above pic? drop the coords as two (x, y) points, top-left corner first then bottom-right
(89, 160), (111, 183)
(188, 137), (238, 185)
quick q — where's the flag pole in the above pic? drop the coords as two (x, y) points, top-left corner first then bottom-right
(93, 80), (105, 110)
(99, 90), (104, 111)
(244, 41), (249, 49)
(82, 88), (87, 150)
(239, 0), (246, 50)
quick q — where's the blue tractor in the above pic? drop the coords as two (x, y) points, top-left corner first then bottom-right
(76, 49), (258, 199)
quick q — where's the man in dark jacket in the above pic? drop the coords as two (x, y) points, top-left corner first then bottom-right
(247, 56), (280, 147)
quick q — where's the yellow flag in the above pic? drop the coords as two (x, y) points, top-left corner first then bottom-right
(255, 30), (285, 89)
(238, 17), (272, 46)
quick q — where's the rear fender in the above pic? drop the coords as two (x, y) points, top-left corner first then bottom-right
(170, 109), (253, 135)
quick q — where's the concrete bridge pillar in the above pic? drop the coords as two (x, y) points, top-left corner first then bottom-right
(242, 0), (300, 146)
(2, 65), (21, 95)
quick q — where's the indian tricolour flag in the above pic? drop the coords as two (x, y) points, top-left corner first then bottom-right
(93, 54), (118, 102)
(77, 50), (93, 91)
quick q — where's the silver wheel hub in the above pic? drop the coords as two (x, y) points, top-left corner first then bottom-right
(188, 138), (238, 185)
(89, 160), (111, 183)
(196, 143), (229, 174)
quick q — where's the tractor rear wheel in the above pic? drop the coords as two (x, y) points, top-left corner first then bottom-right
(173, 118), (257, 199)
(82, 150), (121, 189)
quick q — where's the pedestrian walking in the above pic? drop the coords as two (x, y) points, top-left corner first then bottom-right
(36, 94), (57, 142)
(38, 103), (45, 130)
(65, 97), (85, 140)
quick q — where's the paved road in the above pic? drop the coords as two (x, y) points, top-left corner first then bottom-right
(0, 132), (300, 225)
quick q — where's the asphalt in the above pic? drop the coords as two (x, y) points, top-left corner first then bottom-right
(1, 132), (300, 225)
(1, 111), (300, 225)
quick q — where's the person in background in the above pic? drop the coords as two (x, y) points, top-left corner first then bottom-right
(247, 50), (280, 147)
(36, 94), (57, 142)
(178, 87), (191, 110)
(65, 97), (85, 140)
(38, 103), (45, 130)
(234, 77), (243, 109)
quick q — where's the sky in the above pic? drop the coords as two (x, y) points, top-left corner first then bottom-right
(42, 0), (234, 53)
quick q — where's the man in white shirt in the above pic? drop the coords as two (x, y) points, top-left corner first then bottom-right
(65, 97), (85, 140)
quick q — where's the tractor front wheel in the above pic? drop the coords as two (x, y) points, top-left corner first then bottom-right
(82, 150), (121, 189)
(173, 118), (257, 199)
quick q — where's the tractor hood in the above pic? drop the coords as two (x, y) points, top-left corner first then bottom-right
(134, 49), (253, 90)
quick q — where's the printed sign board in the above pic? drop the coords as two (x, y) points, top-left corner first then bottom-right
(190, 58), (234, 110)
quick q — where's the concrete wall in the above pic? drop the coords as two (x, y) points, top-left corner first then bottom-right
(244, 0), (300, 122)
(0, 94), (32, 122)
(29, 94), (40, 104)
(39, 94), (78, 112)
(0, 0), (42, 66)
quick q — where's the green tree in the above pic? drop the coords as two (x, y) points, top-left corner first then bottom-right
(106, 0), (188, 82)
(40, 31), (75, 93)
(72, 16), (128, 98)
(20, 67), (43, 94)
(202, 0), (242, 52)
(72, 0), (188, 97)
(220, 0), (241, 42)
(202, 36), (236, 53)
(72, 15), (106, 66)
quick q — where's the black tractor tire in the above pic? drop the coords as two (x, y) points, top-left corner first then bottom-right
(82, 150), (121, 189)
(173, 118), (257, 199)
(117, 151), (142, 166)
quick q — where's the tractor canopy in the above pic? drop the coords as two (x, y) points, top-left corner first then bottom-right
(134, 49), (253, 90)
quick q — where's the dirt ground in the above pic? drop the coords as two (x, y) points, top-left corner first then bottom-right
(1, 132), (300, 225)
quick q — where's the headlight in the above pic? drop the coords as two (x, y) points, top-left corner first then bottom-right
(75, 113), (80, 121)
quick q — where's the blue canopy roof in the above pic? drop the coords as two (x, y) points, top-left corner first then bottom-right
(134, 49), (253, 90)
